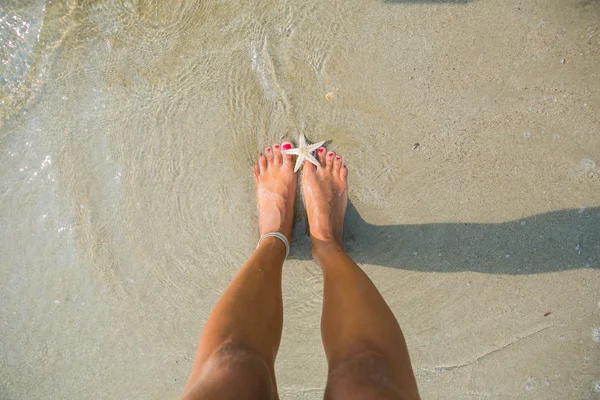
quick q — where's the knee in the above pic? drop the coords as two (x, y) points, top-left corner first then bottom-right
(325, 350), (415, 400)
(183, 342), (276, 400)
(212, 341), (274, 386)
(213, 341), (270, 370)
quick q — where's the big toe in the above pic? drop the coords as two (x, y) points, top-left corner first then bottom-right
(302, 156), (318, 179)
(282, 141), (294, 168)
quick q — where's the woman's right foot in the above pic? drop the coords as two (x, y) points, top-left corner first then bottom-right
(301, 147), (348, 250)
(254, 142), (297, 244)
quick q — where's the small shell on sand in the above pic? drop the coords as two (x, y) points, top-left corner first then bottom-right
(593, 328), (600, 343)
(582, 159), (596, 169)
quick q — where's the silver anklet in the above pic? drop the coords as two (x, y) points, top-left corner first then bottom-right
(257, 232), (290, 257)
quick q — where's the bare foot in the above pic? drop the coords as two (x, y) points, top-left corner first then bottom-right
(253, 142), (297, 245)
(301, 148), (348, 250)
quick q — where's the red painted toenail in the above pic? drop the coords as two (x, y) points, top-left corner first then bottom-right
(335, 156), (341, 160)
(282, 143), (292, 150)
(274, 144), (280, 148)
(266, 148), (271, 152)
(318, 148), (325, 153)
(328, 152), (334, 157)
(259, 153), (263, 157)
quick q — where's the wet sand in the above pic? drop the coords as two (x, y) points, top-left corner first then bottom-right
(1, 0), (599, 398)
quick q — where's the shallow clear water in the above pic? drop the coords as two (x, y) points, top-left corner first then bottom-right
(1, 0), (599, 398)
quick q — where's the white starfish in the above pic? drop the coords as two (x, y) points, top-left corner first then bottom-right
(281, 133), (326, 172)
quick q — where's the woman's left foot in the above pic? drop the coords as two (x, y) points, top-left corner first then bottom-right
(253, 142), (297, 243)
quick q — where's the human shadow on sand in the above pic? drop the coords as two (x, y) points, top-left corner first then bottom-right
(289, 203), (599, 274)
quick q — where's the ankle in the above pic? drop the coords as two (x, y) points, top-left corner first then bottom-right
(311, 237), (344, 258)
(257, 235), (287, 257)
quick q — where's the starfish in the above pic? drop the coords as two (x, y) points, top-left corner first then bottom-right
(281, 133), (326, 172)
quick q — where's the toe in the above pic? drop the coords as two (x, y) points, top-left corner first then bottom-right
(317, 147), (326, 166)
(333, 155), (342, 173)
(273, 143), (282, 164)
(258, 152), (267, 173)
(282, 141), (294, 168)
(302, 156), (317, 178)
(325, 151), (335, 169)
(341, 163), (348, 183)
(253, 164), (260, 180)
(265, 147), (274, 163)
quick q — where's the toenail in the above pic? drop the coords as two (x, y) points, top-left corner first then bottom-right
(319, 148), (325, 153)
(266, 148), (271, 152)
(259, 153), (263, 157)
(282, 143), (292, 150)
(274, 144), (280, 148)
(328, 152), (334, 157)
(335, 156), (341, 160)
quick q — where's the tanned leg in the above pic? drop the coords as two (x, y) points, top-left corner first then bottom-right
(302, 149), (420, 400)
(181, 142), (297, 400)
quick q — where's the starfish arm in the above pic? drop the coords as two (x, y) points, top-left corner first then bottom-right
(293, 154), (304, 172)
(298, 134), (306, 148)
(305, 141), (325, 153)
(281, 148), (301, 155)
(304, 151), (321, 168)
